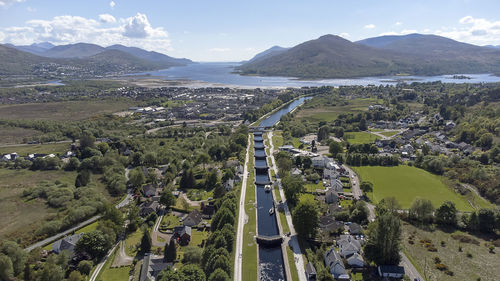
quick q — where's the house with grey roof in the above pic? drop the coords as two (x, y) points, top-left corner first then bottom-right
(52, 233), (83, 256)
(324, 247), (345, 278)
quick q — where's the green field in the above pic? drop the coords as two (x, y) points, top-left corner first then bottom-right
(0, 142), (70, 156)
(344, 132), (380, 144)
(0, 99), (135, 121)
(242, 135), (257, 281)
(353, 165), (472, 211)
(296, 98), (380, 122)
(0, 126), (41, 144)
(98, 248), (131, 281)
(304, 182), (324, 193)
(380, 130), (400, 138)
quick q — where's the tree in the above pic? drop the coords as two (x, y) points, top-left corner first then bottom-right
(1, 241), (27, 276)
(211, 208), (235, 231)
(64, 157), (80, 171)
(205, 170), (218, 189)
(80, 132), (95, 150)
(180, 264), (206, 281)
(208, 268), (230, 281)
(182, 246), (202, 264)
(435, 201), (457, 226)
(364, 213), (401, 265)
(67, 270), (84, 281)
(160, 190), (176, 209)
(197, 153), (210, 169)
(77, 260), (92, 275)
(302, 157), (312, 169)
(329, 141), (343, 157)
(277, 157), (293, 178)
(282, 175), (304, 206)
(24, 262), (31, 281)
(360, 181), (373, 193)
(75, 230), (112, 259)
(144, 152), (157, 166)
(292, 199), (319, 239)
(141, 229), (152, 253)
(180, 169), (196, 189)
(206, 254), (231, 277)
(75, 169), (91, 187)
(350, 201), (369, 224)
(213, 183), (226, 199)
(478, 208), (495, 233)
(129, 168), (145, 188)
(158, 267), (184, 281)
(164, 239), (176, 263)
(0, 254), (13, 281)
(359, 118), (367, 131)
(409, 198), (435, 223)
(375, 197), (400, 216)
(317, 126), (330, 142)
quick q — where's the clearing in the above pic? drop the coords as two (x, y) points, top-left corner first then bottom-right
(0, 99), (134, 121)
(344, 131), (380, 144)
(353, 165), (472, 211)
(402, 223), (500, 281)
(296, 98), (380, 122)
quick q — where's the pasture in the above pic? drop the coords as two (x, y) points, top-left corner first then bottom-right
(344, 131), (380, 144)
(353, 165), (472, 211)
(295, 98), (380, 122)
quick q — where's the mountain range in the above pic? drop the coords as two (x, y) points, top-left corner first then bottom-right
(239, 34), (500, 78)
(0, 42), (192, 76)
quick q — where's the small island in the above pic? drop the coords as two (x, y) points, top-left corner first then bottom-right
(452, 75), (472, 79)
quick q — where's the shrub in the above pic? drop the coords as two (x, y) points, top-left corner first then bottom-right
(433, 256), (441, 264)
(435, 263), (448, 271)
(466, 252), (473, 258)
(445, 270), (454, 276)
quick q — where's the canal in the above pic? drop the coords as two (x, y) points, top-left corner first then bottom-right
(253, 96), (311, 281)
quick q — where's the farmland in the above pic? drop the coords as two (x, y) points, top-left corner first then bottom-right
(295, 98), (381, 122)
(353, 165), (473, 211)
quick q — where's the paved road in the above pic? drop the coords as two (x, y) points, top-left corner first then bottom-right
(0, 140), (72, 148)
(233, 135), (251, 281)
(268, 132), (307, 281)
(400, 251), (424, 281)
(24, 215), (101, 252)
(89, 242), (120, 281)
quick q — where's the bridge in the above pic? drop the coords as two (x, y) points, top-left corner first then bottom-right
(255, 235), (283, 247)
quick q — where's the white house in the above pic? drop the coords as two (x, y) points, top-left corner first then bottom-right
(347, 253), (365, 267)
(312, 156), (333, 169)
(324, 248), (345, 278)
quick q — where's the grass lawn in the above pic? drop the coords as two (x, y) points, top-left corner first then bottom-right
(125, 229), (143, 257)
(186, 188), (213, 201)
(161, 214), (181, 229)
(296, 98), (380, 122)
(272, 131), (284, 148)
(340, 199), (353, 209)
(98, 248), (131, 281)
(304, 182), (324, 193)
(344, 131), (380, 144)
(0, 142), (70, 156)
(286, 246), (299, 281)
(242, 136), (258, 281)
(353, 165), (472, 211)
(0, 99), (135, 121)
(380, 130), (400, 138)
(279, 211), (290, 234)
(402, 223), (500, 281)
(292, 137), (301, 148)
(189, 229), (209, 247)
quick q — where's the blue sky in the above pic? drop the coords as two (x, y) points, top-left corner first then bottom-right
(1, 0), (500, 61)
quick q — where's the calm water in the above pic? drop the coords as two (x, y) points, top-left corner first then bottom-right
(259, 97), (312, 127)
(130, 62), (500, 87)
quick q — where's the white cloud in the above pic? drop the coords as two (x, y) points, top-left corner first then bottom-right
(99, 13), (116, 23)
(26, 6), (36, 12)
(436, 16), (500, 45)
(109, 1), (115, 8)
(379, 31), (399, 36)
(364, 24), (375, 29)
(209, 48), (231, 52)
(0, 13), (172, 53)
(395, 22), (402, 26)
(339, 32), (350, 39)
(0, 0), (24, 8)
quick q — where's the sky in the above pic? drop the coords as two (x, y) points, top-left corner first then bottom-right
(1, 0), (500, 61)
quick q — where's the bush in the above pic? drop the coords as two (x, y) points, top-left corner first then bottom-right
(435, 263), (448, 271)
(466, 252), (473, 258)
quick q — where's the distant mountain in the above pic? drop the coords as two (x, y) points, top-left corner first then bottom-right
(0, 44), (183, 76)
(239, 34), (500, 78)
(42, 43), (105, 58)
(106, 44), (192, 67)
(8, 42), (55, 55)
(245, 46), (288, 63)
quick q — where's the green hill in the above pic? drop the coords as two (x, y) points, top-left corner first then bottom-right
(239, 34), (500, 78)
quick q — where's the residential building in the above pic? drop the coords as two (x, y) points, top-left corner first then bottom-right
(378, 265), (405, 278)
(52, 233), (83, 256)
(305, 262), (317, 280)
(183, 210), (203, 227)
(324, 247), (345, 278)
(347, 253), (365, 267)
